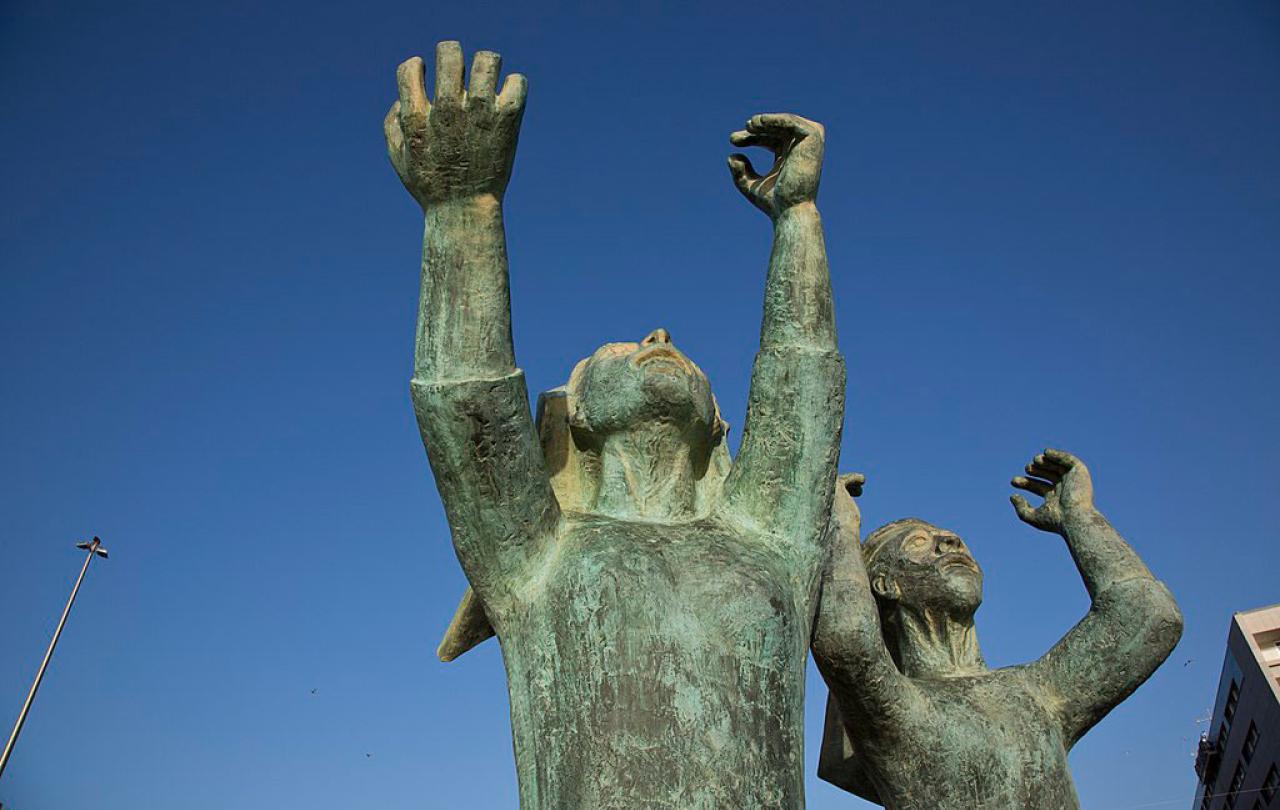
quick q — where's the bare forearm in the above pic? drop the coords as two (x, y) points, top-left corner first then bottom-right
(1060, 508), (1155, 599)
(414, 194), (517, 382)
(1013, 449), (1182, 740)
(759, 202), (837, 352)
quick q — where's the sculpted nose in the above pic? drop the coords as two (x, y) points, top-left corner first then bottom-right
(937, 534), (961, 554)
(642, 328), (672, 346)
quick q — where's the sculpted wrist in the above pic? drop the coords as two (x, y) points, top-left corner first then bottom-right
(774, 200), (819, 224)
(424, 192), (504, 226)
(1062, 506), (1105, 535)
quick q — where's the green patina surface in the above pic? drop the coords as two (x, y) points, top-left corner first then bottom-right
(384, 41), (1183, 810)
(813, 451), (1183, 809)
(385, 42), (844, 808)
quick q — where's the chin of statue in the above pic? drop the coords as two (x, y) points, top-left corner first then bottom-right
(939, 569), (983, 615)
(578, 373), (715, 438)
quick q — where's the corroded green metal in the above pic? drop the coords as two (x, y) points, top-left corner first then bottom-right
(383, 41), (1180, 810)
(385, 42), (844, 808)
(812, 449), (1183, 809)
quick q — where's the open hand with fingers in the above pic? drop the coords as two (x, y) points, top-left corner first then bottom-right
(385, 41), (528, 210)
(1010, 448), (1098, 534)
(728, 113), (825, 219)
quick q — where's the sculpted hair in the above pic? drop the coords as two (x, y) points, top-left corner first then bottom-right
(862, 518), (933, 582)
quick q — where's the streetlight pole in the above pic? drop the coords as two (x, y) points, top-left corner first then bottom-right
(0, 537), (109, 781)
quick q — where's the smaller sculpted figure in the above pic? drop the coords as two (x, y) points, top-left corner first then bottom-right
(812, 449), (1183, 809)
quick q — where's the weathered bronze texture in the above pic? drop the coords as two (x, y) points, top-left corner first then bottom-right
(385, 42), (845, 809)
(813, 450), (1183, 809)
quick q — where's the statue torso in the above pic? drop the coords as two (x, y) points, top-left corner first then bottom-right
(492, 511), (822, 810)
(865, 668), (1079, 810)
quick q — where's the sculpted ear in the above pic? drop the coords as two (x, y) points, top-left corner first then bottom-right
(710, 395), (729, 445)
(871, 573), (899, 601)
(567, 398), (588, 430)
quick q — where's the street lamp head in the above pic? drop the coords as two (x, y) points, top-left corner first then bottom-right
(75, 537), (109, 559)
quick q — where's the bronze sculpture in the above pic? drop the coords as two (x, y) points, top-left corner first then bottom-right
(385, 42), (845, 808)
(813, 449), (1183, 808)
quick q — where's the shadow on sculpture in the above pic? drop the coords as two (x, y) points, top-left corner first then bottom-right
(812, 449), (1183, 809)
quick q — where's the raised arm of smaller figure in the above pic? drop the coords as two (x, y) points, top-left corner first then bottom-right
(720, 115), (846, 544)
(1011, 449), (1183, 747)
(385, 42), (558, 602)
(812, 475), (920, 743)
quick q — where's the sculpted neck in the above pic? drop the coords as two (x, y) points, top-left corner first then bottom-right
(593, 422), (699, 522)
(888, 605), (987, 679)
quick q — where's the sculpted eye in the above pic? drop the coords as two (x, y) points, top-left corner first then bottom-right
(904, 535), (929, 553)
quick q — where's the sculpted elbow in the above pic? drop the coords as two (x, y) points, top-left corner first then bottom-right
(1141, 579), (1184, 657)
(1095, 576), (1184, 663)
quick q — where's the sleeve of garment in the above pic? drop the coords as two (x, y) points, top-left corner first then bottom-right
(720, 346), (846, 546)
(411, 369), (560, 603)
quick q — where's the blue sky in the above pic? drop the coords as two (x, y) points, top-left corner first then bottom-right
(1, 1), (1277, 807)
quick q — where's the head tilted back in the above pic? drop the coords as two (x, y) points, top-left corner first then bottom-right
(539, 382), (732, 514)
(860, 517), (939, 673)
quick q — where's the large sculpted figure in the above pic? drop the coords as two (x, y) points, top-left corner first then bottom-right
(384, 42), (845, 808)
(812, 449), (1183, 809)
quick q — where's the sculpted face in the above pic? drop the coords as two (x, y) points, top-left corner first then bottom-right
(869, 521), (984, 619)
(568, 328), (721, 447)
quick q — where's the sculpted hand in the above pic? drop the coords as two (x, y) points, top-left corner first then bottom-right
(728, 114), (825, 219)
(385, 41), (528, 209)
(836, 472), (866, 538)
(841, 472), (866, 499)
(1010, 448), (1098, 534)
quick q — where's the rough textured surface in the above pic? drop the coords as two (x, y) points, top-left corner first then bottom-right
(812, 450), (1184, 809)
(385, 42), (845, 808)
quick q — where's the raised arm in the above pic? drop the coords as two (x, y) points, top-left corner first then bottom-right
(1011, 449), (1183, 747)
(719, 114), (846, 543)
(812, 476), (920, 749)
(385, 42), (558, 602)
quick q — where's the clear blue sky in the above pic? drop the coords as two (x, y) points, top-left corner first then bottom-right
(1, 2), (1277, 808)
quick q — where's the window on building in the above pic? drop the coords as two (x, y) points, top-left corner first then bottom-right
(1262, 764), (1278, 803)
(1261, 632), (1280, 667)
(1225, 680), (1240, 725)
(1226, 763), (1245, 808)
(1244, 722), (1260, 764)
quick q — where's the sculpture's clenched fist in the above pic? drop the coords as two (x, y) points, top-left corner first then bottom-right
(385, 41), (528, 209)
(728, 113), (825, 220)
